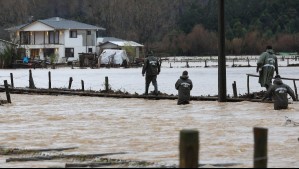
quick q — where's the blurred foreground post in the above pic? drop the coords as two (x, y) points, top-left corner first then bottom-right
(4, 80), (11, 103)
(254, 127), (268, 168)
(179, 129), (199, 168)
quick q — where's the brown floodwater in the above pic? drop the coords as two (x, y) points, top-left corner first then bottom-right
(0, 93), (298, 168)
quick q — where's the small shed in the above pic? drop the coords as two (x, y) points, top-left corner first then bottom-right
(97, 38), (144, 61)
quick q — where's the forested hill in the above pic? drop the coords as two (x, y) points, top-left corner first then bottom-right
(0, 0), (298, 55)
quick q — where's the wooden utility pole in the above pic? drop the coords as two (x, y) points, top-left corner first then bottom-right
(218, 0), (227, 102)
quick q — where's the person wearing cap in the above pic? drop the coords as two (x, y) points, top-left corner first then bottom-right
(257, 45), (279, 90)
(262, 75), (297, 110)
(142, 51), (161, 95)
(175, 71), (193, 105)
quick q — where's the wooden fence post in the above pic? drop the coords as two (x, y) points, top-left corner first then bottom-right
(10, 73), (14, 88)
(105, 76), (109, 91)
(253, 127), (268, 168)
(4, 80), (11, 103)
(247, 75), (250, 97)
(29, 69), (36, 89)
(232, 81), (238, 98)
(81, 80), (84, 91)
(48, 71), (51, 89)
(293, 80), (298, 100)
(247, 58), (250, 67)
(68, 77), (73, 90)
(179, 129), (199, 168)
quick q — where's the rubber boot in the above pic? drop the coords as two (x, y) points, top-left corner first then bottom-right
(153, 82), (158, 96)
(144, 84), (149, 95)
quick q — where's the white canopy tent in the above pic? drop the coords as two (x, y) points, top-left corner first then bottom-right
(99, 49), (129, 65)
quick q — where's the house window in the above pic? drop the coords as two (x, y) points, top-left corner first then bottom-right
(20, 31), (30, 45)
(65, 48), (74, 58)
(88, 48), (92, 53)
(48, 31), (60, 44)
(87, 31), (91, 35)
(70, 30), (77, 38)
(55, 31), (59, 43)
(30, 49), (39, 59)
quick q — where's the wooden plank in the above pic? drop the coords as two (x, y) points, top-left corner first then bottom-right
(0, 147), (78, 155)
(0, 87), (257, 102)
(6, 152), (127, 162)
(247, 74), (299, 81)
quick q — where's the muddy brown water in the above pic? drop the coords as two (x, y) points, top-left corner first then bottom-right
(0, 93), (298, 168)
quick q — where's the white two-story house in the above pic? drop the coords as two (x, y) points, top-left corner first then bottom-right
(6, 17), (105, 63)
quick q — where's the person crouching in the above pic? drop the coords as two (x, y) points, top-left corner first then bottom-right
(262, 75), (297, 110)
(175, 71), (193, 105)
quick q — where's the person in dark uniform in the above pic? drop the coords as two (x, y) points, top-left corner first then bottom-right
(175, 70), (193, 105)
(142, 51), (161, 95)
(257, 45), (279, 90)
(262, 75), (297, 110)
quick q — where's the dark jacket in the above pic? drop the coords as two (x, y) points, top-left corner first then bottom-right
(257, 49), (279, 87)
(142, 56), (160, 76)
(263, 78), (297, 110)
(175, 75), (193, 105)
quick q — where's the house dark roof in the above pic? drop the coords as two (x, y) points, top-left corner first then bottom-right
(6, 17), (105, 31)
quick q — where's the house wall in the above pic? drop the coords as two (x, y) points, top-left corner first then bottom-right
(64, 30), (97, 62)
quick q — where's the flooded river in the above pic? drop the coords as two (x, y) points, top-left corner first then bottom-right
(0, 93), (298, 168)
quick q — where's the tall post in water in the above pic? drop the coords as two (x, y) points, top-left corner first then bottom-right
(218, 0), (227, 102)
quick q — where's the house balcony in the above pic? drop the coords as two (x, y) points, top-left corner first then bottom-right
(19, 43), (64, 49)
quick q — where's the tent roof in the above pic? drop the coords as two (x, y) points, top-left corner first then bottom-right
(99, 40), (143, 47)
